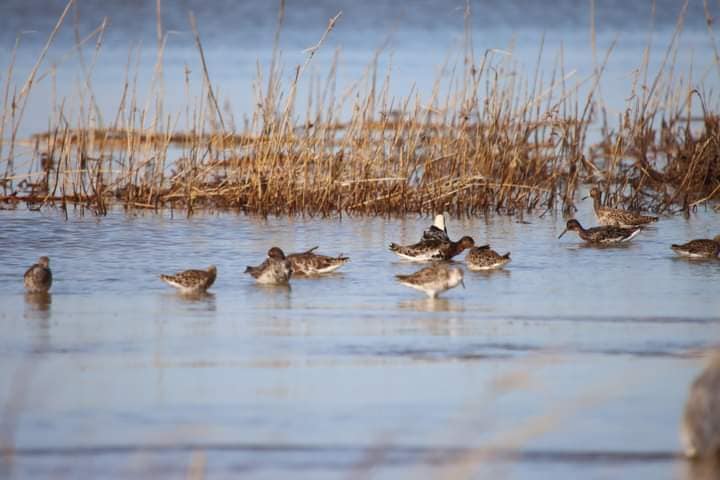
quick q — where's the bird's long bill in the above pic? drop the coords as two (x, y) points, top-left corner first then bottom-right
(558, 228), (568, 239)
(460, 279), (466, 289)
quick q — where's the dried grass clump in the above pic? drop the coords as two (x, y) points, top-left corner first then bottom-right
(0, 0), (718, 217)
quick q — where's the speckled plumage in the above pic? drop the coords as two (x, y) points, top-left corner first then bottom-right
(287, 247), (349, 275)
(389, 236), (475, 262)
(681, 354), (720, 458)
(671, 236), (720, 259)
(245, 247), (292, 284)
(466, 245), (511, 271)
(24, 256), (52, 293)
(589, 187), (658, 227)
(396, 264), (465, 298)
(558, 219), (642, 244)
(160, 265), (217, 294)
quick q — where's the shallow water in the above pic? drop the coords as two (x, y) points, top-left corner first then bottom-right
(1, 202), (719, 479)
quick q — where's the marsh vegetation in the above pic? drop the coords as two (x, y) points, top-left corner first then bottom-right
(0, 0), (718, 218)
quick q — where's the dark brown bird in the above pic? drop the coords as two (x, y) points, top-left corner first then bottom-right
(24, 256), (52, 293)
(558, 219), (642, 244)
(389, 236), (475, 262)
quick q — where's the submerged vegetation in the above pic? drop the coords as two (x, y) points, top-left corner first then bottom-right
(0, 0), (718, 217)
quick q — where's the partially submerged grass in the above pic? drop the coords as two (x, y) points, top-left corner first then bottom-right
(0, 0), (718, 218)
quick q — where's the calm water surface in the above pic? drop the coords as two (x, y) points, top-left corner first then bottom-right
(0, 203), (719, 479)
(0, 0), (718, 139)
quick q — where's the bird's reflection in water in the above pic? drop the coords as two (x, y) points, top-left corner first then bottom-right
(24, 292), (52, 353)
(253, 283), (292, 310)
(469, 268), (512, 278)
(682, 457), (720, 480)
(24, 292), (51, 320)
(176, 291), (217, 312)
(398, 297), (464, 313)
(574, 242), (635, 251)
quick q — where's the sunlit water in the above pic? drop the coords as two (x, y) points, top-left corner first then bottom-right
(0, 0), (718, 141)
(1, 1), (720, 478)
(1, 200), (719, 479)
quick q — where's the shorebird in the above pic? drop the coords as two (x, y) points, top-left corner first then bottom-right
(24, 256), (52, 293)
(558, 219), (642, 244)
(396, 264), (465, 298)
(389, 236), (475, 262)
(681, 353), (720, 459)
(671, 236), (720, 259)
(245, 247), (292, 284)
(466, 245), (511, 271)
(287, 246), (349, 275)
(588, 187), (658, 227)
(422, 214), (450, 242)
(160, 265), (217, 294)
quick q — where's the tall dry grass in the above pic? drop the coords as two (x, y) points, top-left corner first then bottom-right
(0, 0), (717, 218)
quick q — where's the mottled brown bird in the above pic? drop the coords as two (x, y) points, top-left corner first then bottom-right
(24, 256), (52, 293)
(589, 187), (658, 227)
(466, 245), (511, 271)
(160, 265), (217, 294)
(287, 247), (349, 275)
(396, 264), (465, 298)
(390, 236), (475, 262)
(671, 236), (720, 259)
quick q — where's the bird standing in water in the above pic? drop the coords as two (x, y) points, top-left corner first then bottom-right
(671, 236), (720, 259)
(422, 214), (450, 242)
(24, 256), (52, 293)
(396, 264), (465, 298)
(389, 236), (475, 262)
(160, 265), (217, 294)
(558, 219), (642, 244)
(466, 245), (511, 271)
(245, 247), (292, 285)
(588, 187), (658, 227)
(287, 246), (349, 275)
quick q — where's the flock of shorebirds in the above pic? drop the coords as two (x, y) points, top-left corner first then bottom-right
(15, 186), (720, 460)
(22, 186), (720, 298)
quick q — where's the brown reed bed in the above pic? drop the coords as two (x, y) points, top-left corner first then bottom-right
(0, 0), (718, 218)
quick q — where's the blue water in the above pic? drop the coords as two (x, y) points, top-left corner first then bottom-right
(0, 203), (719, 478)
(0, 0), (717, 140)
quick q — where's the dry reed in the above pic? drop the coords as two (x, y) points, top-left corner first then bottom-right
(0, 0), (718, 218)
